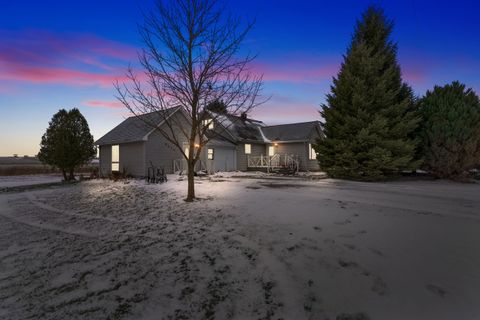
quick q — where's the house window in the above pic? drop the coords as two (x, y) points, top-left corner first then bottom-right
(207, 148), (214, 160)
(245, 144), (251, 154)
(268, 145), (275, 156)
(184, 145), (190, 159)
(309, 143), (317, 160)
(111, 145), (119, 171)
(202, 119), (214, 130)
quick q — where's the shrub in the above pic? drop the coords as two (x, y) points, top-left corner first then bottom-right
(418, 81), (480, 180)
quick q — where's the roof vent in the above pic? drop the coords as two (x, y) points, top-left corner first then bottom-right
(240, 112), (248, 121)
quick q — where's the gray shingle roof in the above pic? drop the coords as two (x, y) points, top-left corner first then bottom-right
(95, 107), (179, 145)
(262, 121), (321, 142)
(213, 113), (266, 142)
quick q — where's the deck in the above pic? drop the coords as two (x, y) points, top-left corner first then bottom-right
(247, 154), (299, 173)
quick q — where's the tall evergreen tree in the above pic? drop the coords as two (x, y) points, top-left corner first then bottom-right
(419, 81), (480, 179)
(315, 6), (419, 180)
(38, 108), (96, 181)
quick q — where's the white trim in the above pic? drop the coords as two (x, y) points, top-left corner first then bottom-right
(308, 143), (317, 160)
(268, 145), (275, 156)
(111, 145), (120, 172)
(142, 106), (183, 140)
(258, 127), (272, 143)
(203, 119), (214, 129)
(204, 110), (240, 142)
(207, 148), (214, 160)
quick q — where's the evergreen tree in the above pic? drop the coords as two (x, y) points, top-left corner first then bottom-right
(206, 99), (228, 114)
(419, 81), (480, 179)
(38, 108), (96, 181)
(315, 6), (419, 180)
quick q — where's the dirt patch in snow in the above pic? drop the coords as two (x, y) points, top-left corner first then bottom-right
(259, 182), (309, 189)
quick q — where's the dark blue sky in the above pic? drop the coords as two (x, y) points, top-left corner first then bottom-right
(1, 0), (479, 155)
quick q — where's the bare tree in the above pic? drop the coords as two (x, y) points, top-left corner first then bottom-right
(115, 0), (264, 201)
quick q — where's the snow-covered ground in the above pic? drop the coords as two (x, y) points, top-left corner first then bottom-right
(0, 174), (63, 188)
(0, 174), (479, 320)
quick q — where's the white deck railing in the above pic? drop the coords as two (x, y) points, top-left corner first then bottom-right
(247, 154), (299, 173)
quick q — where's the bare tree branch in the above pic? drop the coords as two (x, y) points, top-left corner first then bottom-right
(116, 0), (266, 201)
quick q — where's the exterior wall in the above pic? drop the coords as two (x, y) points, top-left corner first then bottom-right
(145, 130), (185, 174)
(99, 145), (112, 177)
(205, 146), (237, 172)
(119, 142), (145, 177)
(269, 142), (321, 171)
(145, 112), (189, 174)
(99, 143), (146, 177)
(236, 142), (264, 171)
(305, 143), (321, 171)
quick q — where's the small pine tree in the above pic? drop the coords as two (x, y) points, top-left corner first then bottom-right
(206, 99), (228, 114)
(315, 6), (419, 180)
(419, 81), (480, 179)
(38, 108), (96, 181)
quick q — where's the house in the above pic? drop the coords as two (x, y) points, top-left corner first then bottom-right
(95, 107), (322, 177)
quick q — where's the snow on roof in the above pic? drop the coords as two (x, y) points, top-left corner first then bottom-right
(209, 112), (266, 143)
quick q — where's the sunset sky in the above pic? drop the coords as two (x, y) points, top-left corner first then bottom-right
(1, 0), (479, 156)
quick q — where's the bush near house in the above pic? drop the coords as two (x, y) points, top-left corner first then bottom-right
(315, 6), (419, 181)
(418, 81), (480, 180)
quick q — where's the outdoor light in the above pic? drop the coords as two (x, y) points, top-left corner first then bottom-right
(194, 144), (200, 148)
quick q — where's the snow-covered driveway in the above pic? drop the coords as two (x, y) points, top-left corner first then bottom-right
(0, 175), (479, 320)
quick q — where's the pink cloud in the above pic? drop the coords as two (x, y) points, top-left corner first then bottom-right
(0, 29), (138, 88)
(397, 49), (439, 85)
(400, 59), (434, 85)
(0, 63), (130, 87)
(251, 94), (321, 124)
(83, 100), (124, 109)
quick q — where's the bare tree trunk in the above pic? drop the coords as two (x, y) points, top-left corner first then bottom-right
(68, 168), (75, 181)
(62, 169), (68, 181)
(115, 0), (265, 201)
(186, 161), (195, 202)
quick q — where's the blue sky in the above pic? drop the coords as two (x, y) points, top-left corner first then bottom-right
(1, 0), (479, 156)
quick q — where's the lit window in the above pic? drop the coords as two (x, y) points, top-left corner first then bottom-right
(184, 146), (189, 159)
(203, 119), (214, 130)
(111, 145), (119, 171)
(268, 145), (275, 156)
(245, 144), (251, 154)
(309, 143), (317, 160)
(207, 148), (214, 160)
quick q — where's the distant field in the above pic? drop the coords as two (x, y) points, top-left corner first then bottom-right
(0, 164), (58, 176)
(0, 157), (98, 176)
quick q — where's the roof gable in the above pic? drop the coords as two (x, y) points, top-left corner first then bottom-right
(95, 107), (180, 145)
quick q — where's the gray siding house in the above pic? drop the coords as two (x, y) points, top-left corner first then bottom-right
(95, 107), (322, 177)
